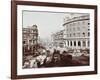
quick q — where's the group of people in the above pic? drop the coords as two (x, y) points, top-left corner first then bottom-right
(23, 47), (74, 68)
(23, 48), (53, 68)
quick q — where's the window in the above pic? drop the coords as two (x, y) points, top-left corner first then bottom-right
(88, 41), (90, 47)
(70, 41), (72, 46)
(29, 40), (32, 42)
(67, 29), (68, 31)
(74, 41), (76, 46)
(83, 41), (86, 47)
(73, 33), (75, 36)
(88, 29), (90, 31)
(73, 28), (75, 31)
(23, 41), (25, 44)
(88, 22), (90, 25)
(78, 33), (80, 37)
(68, 41), (69, 46)
(70, 34), (71, 37)
(59, 43), (64, 48)
(82, 32), (85, 37)
(78, 41), (81, 46)
(88, 32), (90, 37)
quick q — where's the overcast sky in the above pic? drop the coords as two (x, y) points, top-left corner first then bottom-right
(23, 11), (84, 40)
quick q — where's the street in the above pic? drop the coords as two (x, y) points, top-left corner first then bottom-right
(42, 54), (89, 67)
(23, 49), (89, 68)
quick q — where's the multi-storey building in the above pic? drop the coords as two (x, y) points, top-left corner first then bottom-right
(23, 25), (38, 55)
(63, 14), (90, 52)
(51, 30), (65, 48)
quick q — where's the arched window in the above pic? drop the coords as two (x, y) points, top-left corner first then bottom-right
(68, 41), (69, 46)
(70, 41), (72, 46)
(74, 41), (76, 46)
(78, 41), (81, 46)
(83, 41), (86, 47)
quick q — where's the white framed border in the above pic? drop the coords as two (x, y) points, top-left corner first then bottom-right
(17, 5), (95, 75)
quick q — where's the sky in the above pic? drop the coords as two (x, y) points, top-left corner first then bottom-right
(23, 11), (84, 40)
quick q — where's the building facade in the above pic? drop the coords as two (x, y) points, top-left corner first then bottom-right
(23, 25), (38, 55)
(51, 30), (66, 48)
(63, 15), (90, 51)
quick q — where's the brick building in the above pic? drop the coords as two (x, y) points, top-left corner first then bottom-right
(23, 25), (38, 55)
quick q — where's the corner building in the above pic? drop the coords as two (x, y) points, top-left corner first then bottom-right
(63, 15), (90, 51)
(23, 25), (38, 54)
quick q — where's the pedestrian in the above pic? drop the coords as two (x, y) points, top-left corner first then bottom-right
(29, 58), (38, 68)
(23, 60), (30, 68)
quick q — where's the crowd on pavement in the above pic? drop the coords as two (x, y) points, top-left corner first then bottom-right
(23, 48), (53, 68)
(23, 47), (89, 69)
